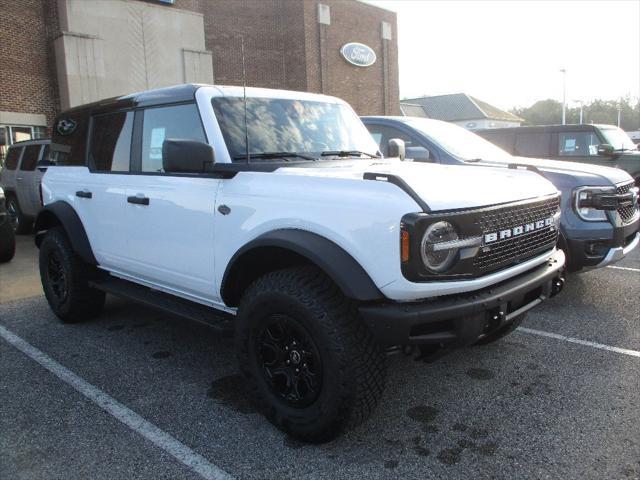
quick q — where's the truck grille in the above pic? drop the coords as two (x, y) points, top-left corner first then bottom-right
(616, 182), (638, 224)
(474, 196), (560, 272)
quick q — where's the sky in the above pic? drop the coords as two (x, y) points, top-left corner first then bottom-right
(364, 0), (640, 110)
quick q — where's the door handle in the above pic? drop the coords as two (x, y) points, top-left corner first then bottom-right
(127, 195), (149, 205)
(76, 190), (92, 199)
(17, 177), (23, 182)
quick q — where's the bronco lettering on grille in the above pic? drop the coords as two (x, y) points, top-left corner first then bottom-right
(484, 217), (555, 244)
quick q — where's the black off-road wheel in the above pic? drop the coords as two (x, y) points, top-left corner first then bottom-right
(0, 219), (16, 263)
(39, 227), (105, 323)
(236, 266), (386, 443)
(6, 196), (31, 234)
(473, 314), (526, 346)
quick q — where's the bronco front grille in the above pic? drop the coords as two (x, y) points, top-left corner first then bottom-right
(616, 182), (638, 224)
(474, 196), (560, 272)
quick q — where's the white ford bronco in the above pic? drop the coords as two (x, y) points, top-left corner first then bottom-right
(36, 84), (565, 442)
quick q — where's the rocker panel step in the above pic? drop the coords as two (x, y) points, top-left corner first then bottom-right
(90, 277), (233, 333)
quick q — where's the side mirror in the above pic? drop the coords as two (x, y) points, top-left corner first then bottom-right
(405, 146), (431, 162)
(162, 139), (215, 173)
(597, 144), (615, 156)
(388, 138), (406, 161)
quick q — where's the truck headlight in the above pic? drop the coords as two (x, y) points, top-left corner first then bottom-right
(421, 221), (459, 272)
(574, 187), (613, 222)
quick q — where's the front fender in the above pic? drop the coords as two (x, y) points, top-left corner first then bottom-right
(221, 229), (383, 305)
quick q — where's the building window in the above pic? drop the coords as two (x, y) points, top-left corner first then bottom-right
(0, 124), (48, 165)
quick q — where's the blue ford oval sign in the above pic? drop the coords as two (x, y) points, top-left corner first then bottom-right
(340, 43), (376, 67)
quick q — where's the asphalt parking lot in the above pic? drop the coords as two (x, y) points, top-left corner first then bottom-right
(1, 235), (639, 480)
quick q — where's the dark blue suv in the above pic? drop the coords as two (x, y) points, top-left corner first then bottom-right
(362, 116), (639, 273)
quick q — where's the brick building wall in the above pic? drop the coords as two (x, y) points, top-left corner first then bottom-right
(173, 0), (399, 115)
(0, 0), (399, 136)
(301, 0), (399, 115)
(0, 0), (60, 129)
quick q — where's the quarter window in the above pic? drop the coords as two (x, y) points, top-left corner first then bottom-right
(141, 104), (206, 173)
(4, 147), (22, 170)
(90, 112), (133, 172)
(558, 132), (600, 156)
(19, 145), (41, 171)
(514, 132), (551, 157)
(479, 131), (514, 153)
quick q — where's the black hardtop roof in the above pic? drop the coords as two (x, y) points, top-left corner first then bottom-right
(477, 124), (617, 134)
(58, 83), (205, 117)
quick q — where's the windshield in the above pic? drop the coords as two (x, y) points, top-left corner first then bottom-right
(600, 127), (637, 151)
(212, 97), (379, 160)
(404, 118), (513, 162)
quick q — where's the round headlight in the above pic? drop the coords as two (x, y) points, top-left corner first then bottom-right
(421, 221), (459, 273)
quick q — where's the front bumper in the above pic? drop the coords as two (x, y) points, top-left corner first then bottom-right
(564, 216), (639, 272)
(594, 231), (639, 269)
(359, 250), (565, 347)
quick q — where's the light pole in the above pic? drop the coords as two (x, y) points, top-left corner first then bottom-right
(573, 99), (584, 124)
(560, 68), (567, 125)
(617, 100), (622, 127)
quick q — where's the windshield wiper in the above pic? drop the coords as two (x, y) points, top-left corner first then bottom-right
(233, 152), (317, 161)
(465, 158), (483, 163)
(320, 150), (379, 159)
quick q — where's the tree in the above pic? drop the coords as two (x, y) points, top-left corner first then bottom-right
(511, 97), (640, 131)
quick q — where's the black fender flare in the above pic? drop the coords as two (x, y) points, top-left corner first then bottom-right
(221, 229), (383, 306)
(34, 201), (97, 265)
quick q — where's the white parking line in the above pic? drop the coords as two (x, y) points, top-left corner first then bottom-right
(606, 265), (640, 272)
(0, 324), (234, 480)
(517, 327), (640, 358)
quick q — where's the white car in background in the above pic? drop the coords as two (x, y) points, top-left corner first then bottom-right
(0, 139), (51, 233)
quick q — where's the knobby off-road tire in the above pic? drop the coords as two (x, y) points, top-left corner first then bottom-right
(236, 266), (387, 442)
(0, 219), (16, 263)
(6, 196), (31, 234)
(39, 227), (105, 323)
(473, 313), (526, 346)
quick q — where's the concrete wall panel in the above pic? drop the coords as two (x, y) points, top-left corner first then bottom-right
(56, 0), (211, 108)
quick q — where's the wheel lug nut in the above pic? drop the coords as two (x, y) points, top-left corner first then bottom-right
(286, 360), (290, 364)
(295, 368), (299, 373)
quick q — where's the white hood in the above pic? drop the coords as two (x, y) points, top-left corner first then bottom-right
(278, 160), (559, 212)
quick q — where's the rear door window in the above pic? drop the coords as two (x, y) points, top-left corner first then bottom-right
(558, 131), (600, 156)
(89, 111), (134, 172)
(140, 103), (206, 173)
(514, 132), (551, 157)
(4, 147), (22, 170)
(19, 145), (41, 171)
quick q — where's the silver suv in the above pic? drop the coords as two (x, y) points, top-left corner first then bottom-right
(0, 139), (51, 233)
